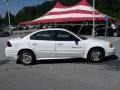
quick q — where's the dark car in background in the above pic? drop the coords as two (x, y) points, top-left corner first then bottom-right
(70, 24), (120, 37)
(95, 24), (120, 37)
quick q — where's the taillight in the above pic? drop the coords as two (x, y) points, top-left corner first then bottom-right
(7, 41), (12, 47)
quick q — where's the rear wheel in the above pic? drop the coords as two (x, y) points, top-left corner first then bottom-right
(87, 48), (105, 62)
(18, 50), (36, 65)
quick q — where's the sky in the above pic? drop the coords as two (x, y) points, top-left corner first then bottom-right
(0, 0), (52, 17)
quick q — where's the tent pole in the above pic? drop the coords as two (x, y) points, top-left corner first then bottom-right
(117, 19), (119, 24)
(86, 22), (88, 35)
(77, 22), (84, 35)
(117, 19), (120, 24)
(114, 19), (118, 24)
(85, 22), (86, 35)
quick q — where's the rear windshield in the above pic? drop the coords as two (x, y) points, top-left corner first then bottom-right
(20, 33), (30, 38)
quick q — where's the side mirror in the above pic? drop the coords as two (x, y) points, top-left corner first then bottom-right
(75, 39), (79, 45)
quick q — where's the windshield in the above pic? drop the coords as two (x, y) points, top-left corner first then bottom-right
(69, 30), (87, 40)
(71, 31), (87, 40)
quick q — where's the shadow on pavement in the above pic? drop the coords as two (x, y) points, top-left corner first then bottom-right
(84, 55), (120, 71)
(33, 55), (120, 71)
(33, 55), (117, 64)
(0, 59), (11, 66)
(35, 58), (88, 65)
(101, 55), (120, 71)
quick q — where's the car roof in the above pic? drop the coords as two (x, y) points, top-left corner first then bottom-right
(26, 28), (69, 37)
(38, 28), (67, 31)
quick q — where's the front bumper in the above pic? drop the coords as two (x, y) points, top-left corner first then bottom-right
(105, 47), (115, 56)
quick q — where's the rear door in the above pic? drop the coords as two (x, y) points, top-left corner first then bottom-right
(54, 30), (84, 58)
(28, 30), (55, 59)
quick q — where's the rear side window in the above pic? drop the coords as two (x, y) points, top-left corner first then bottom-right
(30, 31), (53, 40)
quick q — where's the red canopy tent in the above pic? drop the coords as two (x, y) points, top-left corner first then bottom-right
(20, 0), (111, 25)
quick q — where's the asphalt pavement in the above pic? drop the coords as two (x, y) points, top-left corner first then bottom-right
(0, 34), (120, 90)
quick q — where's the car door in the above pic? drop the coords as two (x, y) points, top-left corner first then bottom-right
(28, 30), (55, 59)
(54, 30), (84, 58)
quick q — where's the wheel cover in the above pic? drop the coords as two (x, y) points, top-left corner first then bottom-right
(91, 50), (102, 62)
(21, 53), (32, 64)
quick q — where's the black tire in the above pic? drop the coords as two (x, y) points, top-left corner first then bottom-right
(5, 32), (10, 36)
(87, 48), (105, 62)
(18, 50), (36, 65)
(2, 32), (6, 37)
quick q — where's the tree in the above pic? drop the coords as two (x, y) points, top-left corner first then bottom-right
(3, 12), (16, 25)
(15, 1), (55, 24)
(59, 0), (80, 6)
(0, 15), (3, 25)
(15, 6), (37, 23)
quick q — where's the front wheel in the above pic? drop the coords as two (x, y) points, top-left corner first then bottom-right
(87, 48), (105, 62)
(18, 50), (36, 65)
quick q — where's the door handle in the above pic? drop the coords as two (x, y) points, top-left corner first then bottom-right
(57, 43), (63, 46)
(32, 43), (37, 46)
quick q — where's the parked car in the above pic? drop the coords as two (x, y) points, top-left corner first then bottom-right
(15, 25), (28, 30)
(95, 24), (120, 37)
(0, 28), (12, 37)
(6, 25), (16, 31)
(5, 28), (115, 65)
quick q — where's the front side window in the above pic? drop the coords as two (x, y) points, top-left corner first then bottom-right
(55, 30), (79, 41)
(30, 31), (53, 40)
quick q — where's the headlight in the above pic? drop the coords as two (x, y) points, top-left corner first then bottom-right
(109, 43), (113, 48)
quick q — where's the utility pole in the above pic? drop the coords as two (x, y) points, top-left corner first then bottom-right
(4, 0), (12, 34)
(92, 0), (96, 37)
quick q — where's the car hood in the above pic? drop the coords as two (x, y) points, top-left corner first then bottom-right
(82, 37), (110, 45)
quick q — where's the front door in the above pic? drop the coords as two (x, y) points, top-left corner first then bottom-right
(54, 30), (84, 58)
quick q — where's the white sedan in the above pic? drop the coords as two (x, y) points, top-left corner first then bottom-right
(5, 28), (115, 65)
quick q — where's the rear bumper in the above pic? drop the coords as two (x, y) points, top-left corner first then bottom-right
(5, 48), (17, 60)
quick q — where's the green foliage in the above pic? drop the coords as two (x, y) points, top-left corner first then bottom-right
(15, 1), (55, 24)
(0, 15), (3, 25)
(59, 0), (80, 6)
(90, 0), (120, 18)
(3, 12), (16, 25)
(35, 1), (55, 18)
(15, 6), (37, 23)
